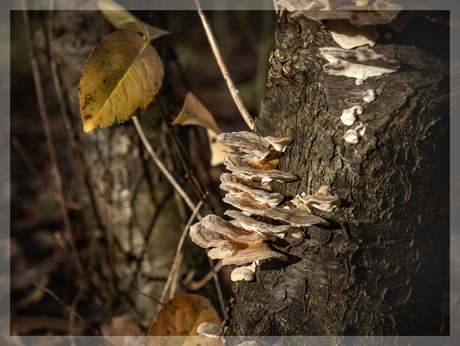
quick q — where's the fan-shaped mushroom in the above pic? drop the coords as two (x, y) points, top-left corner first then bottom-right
(224, 154), (297, 183)
(320, 46), (400, 81)
(220, 173), (284, 206)
(299, 186), (341, 212)
(189, 131), (335, 283)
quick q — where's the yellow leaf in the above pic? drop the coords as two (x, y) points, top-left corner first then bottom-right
(146, 294), (221, 339)
(173, 92), (222, 135)
(79, 31), (164, 132)
(97, 0), (170, 41)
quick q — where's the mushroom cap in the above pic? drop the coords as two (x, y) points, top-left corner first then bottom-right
(220, 173), (284, 206)
(224, 155), (297, 182)
(223, 192), (268, 216)
(201, 214), (268, 243)
(326, 20), (379, 49)
(230, 263), (257, 282)
(222, 241), (287, 265)
(320, 46), (400, 80)
(225, 210), (298, 238)
(299, 186), (341, 212)
(217, 131), (292, 158)
(208, 245), (233, 260)
(362, 89), (376, 103)
(263, 136), (293, 152)
(344, 129), (360, 144)
(217, 131), (271, 159)
(196, 322), (223, 338)
(264, 207), (329, 227)
(340, 105), (363, 126)
(189, 222), (229, 248)
(278, 0), (403, 26)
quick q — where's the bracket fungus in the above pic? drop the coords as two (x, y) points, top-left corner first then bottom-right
(326, 20), (379, 49)
(189, 131), (332, 281)
(344, 122), (366, 144)
(297, 186), (341, 212)
(277, 0), (403, 26)
(340, 105), (363, 126)
(320, 46), (400, 81)
(362, 89), (376, 103)
(220, 173), (284, 206)
(230, 262), (258, 282)
(223, 154), (297, 183)
(196, 322), (223, 338)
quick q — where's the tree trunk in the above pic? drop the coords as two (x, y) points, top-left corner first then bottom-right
(227, 11), (449, 336)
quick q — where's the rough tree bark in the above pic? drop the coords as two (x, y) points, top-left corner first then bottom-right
(227, 11), (449, 337)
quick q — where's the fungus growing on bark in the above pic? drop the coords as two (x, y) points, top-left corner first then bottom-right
(320, 46), (400, 81)
(326, 20), (379, 49)
(264, 206), (329, 227)
(217, 131), (271, 159)
(298, 186), (341, 212)
(201, 214), (268, 243)
(277, 0), (403, 26)
(225, 210), (297, 239)
(223, 154), (297, 183)
(344, 122), (366, 144)
(189, 132), (334, 282)
(220, 173), (284, 206)
(340, 105), (363, 126)
(230, 262), (258, 282)
(362, 89), (376, 103)
(196, 322), (223, 338)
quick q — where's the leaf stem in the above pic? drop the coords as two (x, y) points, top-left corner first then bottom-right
(194, 0), (256, 132)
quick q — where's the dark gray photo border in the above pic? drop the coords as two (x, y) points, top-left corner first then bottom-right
(2, 0), (458, 344)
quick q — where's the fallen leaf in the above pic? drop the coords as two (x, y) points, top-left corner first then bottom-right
(146, 294), (221, 338)
(173, 92), (222, 135)
(79, 31), (163, 132)
(97, 0), (170, 41)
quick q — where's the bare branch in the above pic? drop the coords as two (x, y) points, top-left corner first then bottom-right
(32, 281), (101, 337)
(194, 0), (256, 132)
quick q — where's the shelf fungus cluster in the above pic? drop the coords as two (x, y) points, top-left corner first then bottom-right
(189, 131), (339, 282)
(278, 0), (406, 145)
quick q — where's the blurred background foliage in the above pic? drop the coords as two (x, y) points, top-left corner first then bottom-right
(10, 9), (275, 336)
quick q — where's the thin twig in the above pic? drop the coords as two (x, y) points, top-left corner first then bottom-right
(69, 280), (86, 341)
(131, 289), (164, 306)
(169, 252), (183, 300)
(194, 0), (256, 132)
(154, 96), (210, 210)
(187, 260), (223, 291)
(21, 0), (85, 279)
(207, 255), (226, 316)
(32, 281), (101, 336)
(133, 116), (202, 220)
(159, 201), (203, 309)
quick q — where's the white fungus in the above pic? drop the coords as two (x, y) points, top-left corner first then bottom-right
(362, 89), (376, 103)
